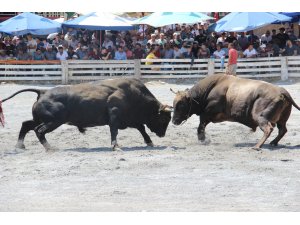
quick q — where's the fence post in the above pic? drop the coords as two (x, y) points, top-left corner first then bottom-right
(61, 60), (69, 84)
(134, 59), (141, 79)
(281, 57), (289, 81)
(208, 58), (215, 76)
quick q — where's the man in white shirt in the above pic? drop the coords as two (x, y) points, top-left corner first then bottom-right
(26, 34), (37, 55)
(213, 43), (226, 58)
(102, 36), (114, 49)
(260, 30), (272, 44)
(243, 44), (257, 58)
(56, 45), (68, 60)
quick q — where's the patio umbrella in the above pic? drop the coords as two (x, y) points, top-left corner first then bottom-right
(62, 12), (134, 30)
(132, 12), (214, 27)
(214, 12), (291, 32)
(0, 12), (62, 35)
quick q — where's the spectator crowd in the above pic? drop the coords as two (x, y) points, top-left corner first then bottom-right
(0, 23), (300, 62)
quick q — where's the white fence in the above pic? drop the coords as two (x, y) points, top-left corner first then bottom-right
(0, 56), (299, 84)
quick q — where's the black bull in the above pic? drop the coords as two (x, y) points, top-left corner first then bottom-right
(1, 78), (172, 151)
(171, 74), (300, 149)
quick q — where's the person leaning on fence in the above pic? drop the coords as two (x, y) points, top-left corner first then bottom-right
(44, 45), (57, 60)
(56, 45), (68, 60)
(225, 42), (238, 76)
(32, 48), (45, 60)
(145, 44), (159, 71)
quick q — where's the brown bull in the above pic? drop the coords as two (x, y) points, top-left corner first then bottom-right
(171, 74), (300, 149)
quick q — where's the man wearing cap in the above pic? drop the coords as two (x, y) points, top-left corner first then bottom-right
(56, 45), (68, 60)
(147, 34), (158, 46)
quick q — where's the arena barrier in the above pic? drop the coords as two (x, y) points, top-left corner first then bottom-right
(0, 56), (299, 84)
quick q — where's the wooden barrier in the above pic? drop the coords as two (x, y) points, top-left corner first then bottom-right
(0, 56), (299, 84)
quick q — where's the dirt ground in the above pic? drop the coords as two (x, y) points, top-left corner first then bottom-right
(0, 79), (299, 211)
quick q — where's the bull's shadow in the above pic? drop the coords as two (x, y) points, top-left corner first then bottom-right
(64, 145), (174, 153)
(234, 142), (300, 151)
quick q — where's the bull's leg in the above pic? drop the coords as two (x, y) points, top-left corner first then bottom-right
(34, 122), (61, 151)
(108, 107), (121, 151)
(137, 124), (153, 147)
(16, 120), (37, 149)
(254, 120), (274, 149)
(270, 105), (291, 146)
(197, 117), (210, 141)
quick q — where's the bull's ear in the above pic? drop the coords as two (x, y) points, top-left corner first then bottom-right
(185, 88), (190, 91)
(170, 88), (177, 94)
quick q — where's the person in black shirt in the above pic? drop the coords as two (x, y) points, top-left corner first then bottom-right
(225, 32), (237, 43)
(276, 27), (289, 49)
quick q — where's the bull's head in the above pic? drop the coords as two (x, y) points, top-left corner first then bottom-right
(147, 104), (172, 137)
(170, 88), (192, 125)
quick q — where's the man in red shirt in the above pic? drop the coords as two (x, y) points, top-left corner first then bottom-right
(225, 42), (238, 76)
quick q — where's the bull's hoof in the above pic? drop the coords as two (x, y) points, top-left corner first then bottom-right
(45, 147), (57, 153)
(15, 142), (25, 150)
(146, 142), (154, 147)
(251, 146), (262, 151)
(112, 145), (123, 151)
(197, 133), (205, 141)
(270, 141), (278, 146)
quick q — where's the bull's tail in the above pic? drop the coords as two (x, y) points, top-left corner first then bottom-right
(1, 89), (42, 103)
(282, 91), (300, 111)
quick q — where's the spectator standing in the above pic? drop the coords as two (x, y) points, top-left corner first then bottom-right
(190, 41), (200, 59)
(171, 33), (182, 47)
(16, 36), (27, 54)
(276, 27), (289, 49)
(247, 30), (260, 49)
(26, 34), (37, 55)
(145, 44), (158, 68)
(114, 46), (127, 60)
(237, 32), (249, 51)
(225, 43), (238, 76)
(66, 46), (78, 60)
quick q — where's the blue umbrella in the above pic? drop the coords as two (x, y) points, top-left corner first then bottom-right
(62, 12), (134, 31)
(215, 12), (291, 32)
(0, 12), (62, 35)
(132, 12), (214, 27)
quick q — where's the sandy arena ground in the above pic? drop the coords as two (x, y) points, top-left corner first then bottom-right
(0, 79), (299, 211)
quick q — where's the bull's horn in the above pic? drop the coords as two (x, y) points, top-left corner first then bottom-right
(160, 105), (174, 112)
(170, 88), (177, 94)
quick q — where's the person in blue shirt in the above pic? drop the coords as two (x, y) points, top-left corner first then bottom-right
(32, 48), (45, 60)
(114, 46), (127, 60)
